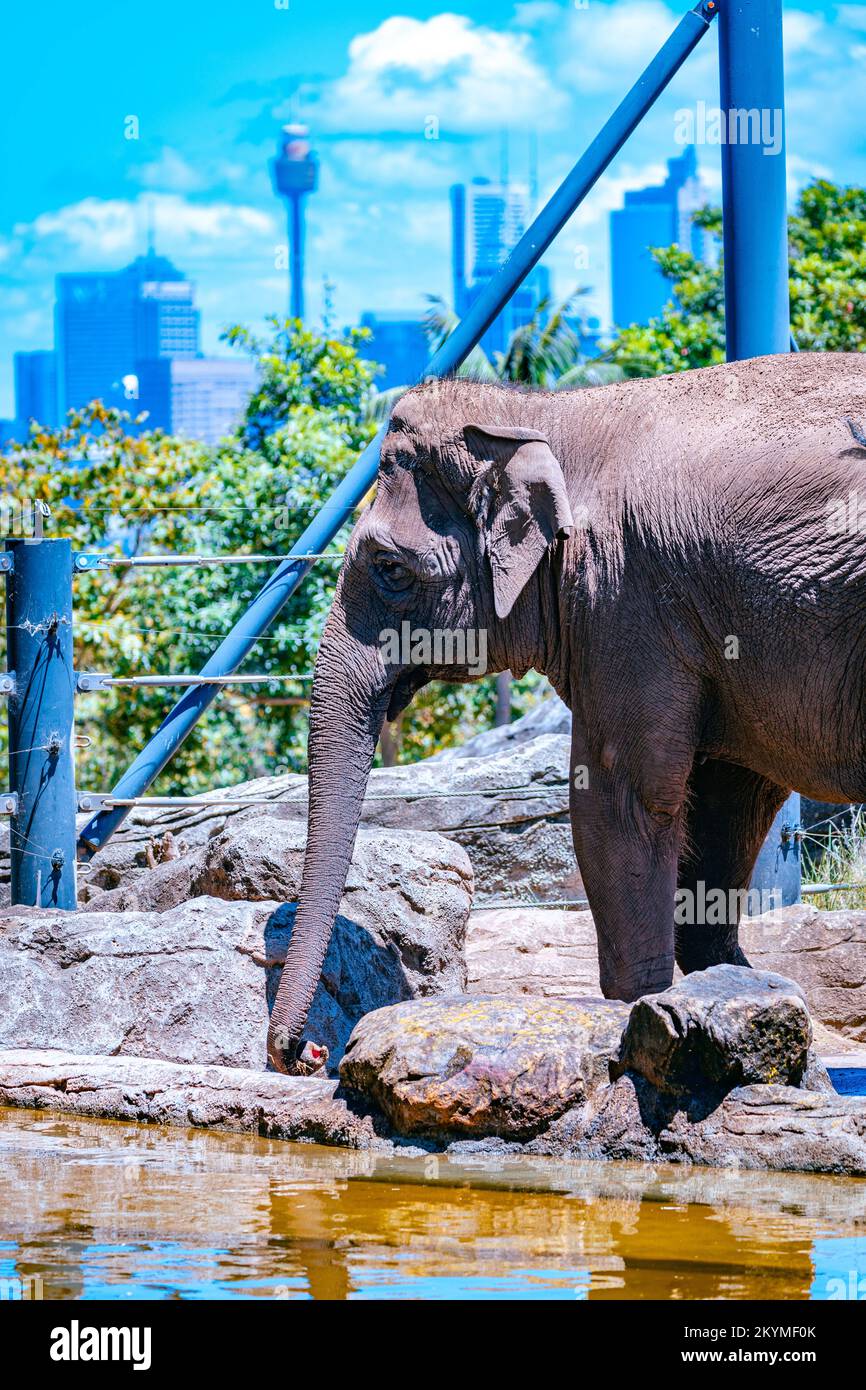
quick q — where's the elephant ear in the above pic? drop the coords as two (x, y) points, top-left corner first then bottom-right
(465, 423), (574, 620)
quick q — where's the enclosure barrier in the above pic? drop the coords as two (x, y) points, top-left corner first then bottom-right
(1, 0), (811, 911)
(0, 530), (850, 908)
(74, 0), (720, 863)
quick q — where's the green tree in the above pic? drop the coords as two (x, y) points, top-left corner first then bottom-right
(1, 319), (378, 793)
(788, 181), (866, 351)
(421, 291), (616, 388)
(606, 180), (866, 375)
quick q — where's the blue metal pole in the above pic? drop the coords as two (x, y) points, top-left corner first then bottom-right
(78, 0), (717, 858)
(7, 538), (78, 908)
(719, 0), (790, 359)
(718, 0), (800, 906)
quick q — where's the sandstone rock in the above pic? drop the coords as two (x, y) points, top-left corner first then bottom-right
(0, 1048), (389, 1151)
(741, 905), (866, 1045)
(800, 1049), (836, 1092)
(466, 907), (600, 996)
(80, 854), (196, 914)
(562, 1073), (866, 1175)
(0, 898), (271, 1068)
(66, 728), (577, 911)
(336, 976), (862, 1172)
(615, 965), (812, 1097)
(0, 826), (471, 1071)
(429, 692), (571, 760)
(663, 1084), (866, 1175)
(193, 818), (472, 970)
(340, 994), (629, 1140)
(347, 733), (575, 905)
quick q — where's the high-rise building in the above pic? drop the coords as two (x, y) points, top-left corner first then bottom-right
(14, 350), (58, 428)
(55, 250), (199, 418)
(609, 146), (710, 329)
(451, 178), (549, 361)
(359, 312), (428, 390)
(135, 358), (256, 445)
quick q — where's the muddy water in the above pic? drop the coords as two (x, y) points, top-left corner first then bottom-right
(1, 1106), (865, 1300)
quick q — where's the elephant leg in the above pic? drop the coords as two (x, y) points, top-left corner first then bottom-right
(570, 723), (690, 1004)
(675, 758), (788, 974)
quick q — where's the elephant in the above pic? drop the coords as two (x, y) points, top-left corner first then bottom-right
(267, 351), (866, 1072)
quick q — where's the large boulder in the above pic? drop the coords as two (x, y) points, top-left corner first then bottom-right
(466, 903), (866, 1048)
(0, 898), (272, 1069)
(335, 969), (864, 1172)
(0, 826), (472, 1070)
(64, 728), (576, 912)
(191, 819), (472, 990)
(614, 965), (812, 1098)
(340, 995), (630, 1140)
(466, 907), (600, 996)
(0, 1048), (389, 1151)
(740, 905), (866, 1045)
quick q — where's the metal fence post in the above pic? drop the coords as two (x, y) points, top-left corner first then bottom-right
(6, 538), (78, 908)
(719, 0), (801, 907)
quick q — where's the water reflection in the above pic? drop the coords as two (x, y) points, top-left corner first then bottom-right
(1, 1107), (864, 1300)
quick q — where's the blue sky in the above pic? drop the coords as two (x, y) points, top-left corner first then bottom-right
(1, 0), (865, 415)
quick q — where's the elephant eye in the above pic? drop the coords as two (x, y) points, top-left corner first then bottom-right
(373, 553), (413, 587)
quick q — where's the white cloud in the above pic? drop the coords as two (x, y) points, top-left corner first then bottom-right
(14, 194), (275, 263)
(132, 148), (209, 193)
(328, 138), (463, 192)
(559, 0), (688, 94)
(783, 9), (830, 55)
(511, 1), (563, 26)
(836, 4), (866, 30)
(130, 147), (248, 194)
(318, 13), (567, 134)
(786, 151), (833, 197)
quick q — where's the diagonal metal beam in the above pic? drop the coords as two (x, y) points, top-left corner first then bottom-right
(78, 0), (718, 859)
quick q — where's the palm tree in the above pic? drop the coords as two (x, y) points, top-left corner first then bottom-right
(364, 293), (624, 422)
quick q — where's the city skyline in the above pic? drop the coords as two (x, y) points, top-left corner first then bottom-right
(10, 248), (255, 443)
(2, 0), (863, 418)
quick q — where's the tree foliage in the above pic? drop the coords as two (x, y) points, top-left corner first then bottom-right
(606, 180), (866, 374)
(0, 321), (376, 792)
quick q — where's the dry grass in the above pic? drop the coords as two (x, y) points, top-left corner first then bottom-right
(802, 805), (866, 911)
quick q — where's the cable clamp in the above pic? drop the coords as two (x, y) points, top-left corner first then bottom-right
(75, 672), (109, 693)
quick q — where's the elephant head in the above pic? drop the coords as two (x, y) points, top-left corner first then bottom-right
(267, 381), (574, 1072)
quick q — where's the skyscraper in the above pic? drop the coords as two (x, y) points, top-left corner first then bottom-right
(451, 178), (550, 361)
(359, 312), (428, 390)
(55, 250), (199, 418)
(609, 147), (709, 329)
(135, 358), (257, 445)
(14, 350), (58, 428)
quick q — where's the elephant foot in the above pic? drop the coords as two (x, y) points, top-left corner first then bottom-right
(675, 928), (751, 976)
(600, 954), (676, 1004)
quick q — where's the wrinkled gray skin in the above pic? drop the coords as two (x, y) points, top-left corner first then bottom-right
(268, 352), (866, 1072)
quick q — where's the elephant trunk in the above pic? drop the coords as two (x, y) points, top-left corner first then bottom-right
(267, 622), (389, 1073)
